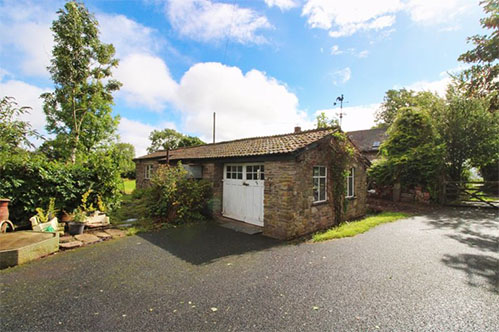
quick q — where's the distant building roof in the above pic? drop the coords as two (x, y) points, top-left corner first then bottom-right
(134, 128), (338, 161)
(347, 128), (387, 153)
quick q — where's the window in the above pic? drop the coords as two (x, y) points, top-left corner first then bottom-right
(145, 164), (154, 180)
(346, 167), (355, 198)
(313, 166), (327, 202)
(246, 165), (265, 180)
(226, 165), (243, 179)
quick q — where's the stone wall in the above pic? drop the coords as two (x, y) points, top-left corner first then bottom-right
(344, 158), (368, 220)
(135, 159), (161, 190)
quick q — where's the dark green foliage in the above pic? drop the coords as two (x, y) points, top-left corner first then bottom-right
(144, 164), (212, 224)
(457, 0), (498, 112)
(110, 143), (136, 178)
(0, 96), (42, 153)
(41, 1), (121, 163)
(375, 89), (445, 127)
(435, 85), (499, 180)
(147, 128), (205, 153)
(369, 108), (444, 197)
(0, 152), (121, 226)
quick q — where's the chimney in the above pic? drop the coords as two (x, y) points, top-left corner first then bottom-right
(294, 126), (301, 133)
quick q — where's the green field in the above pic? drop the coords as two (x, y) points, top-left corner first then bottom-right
(119, 178), (136, 194)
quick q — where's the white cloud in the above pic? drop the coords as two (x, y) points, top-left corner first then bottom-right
(403, 77), (450, 97)
(114, 53), (178, 111)
(315, 104), (380, 132)
(165, 0), (272, 44)
(0, 0), (56, 77)
(0, 79), (51, 144)
(405, 0), (470, 24)
(302, 0), (401, 37)
(98, 13), (163, 58)
(330, 45), (343, 55)
(330, 46), (369, 58)
(174, 62), (313, 142)
(332, 67), (351, 85)
(264, 0), (299, 11)
(118, 118), (176, 157)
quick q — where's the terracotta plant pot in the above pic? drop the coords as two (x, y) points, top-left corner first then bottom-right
(68, 222), (85, 235)
(60, 211), (74, 223)
(0, 198), (10, 221)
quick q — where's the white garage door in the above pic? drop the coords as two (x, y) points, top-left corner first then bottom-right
(222, 164), (264, 226)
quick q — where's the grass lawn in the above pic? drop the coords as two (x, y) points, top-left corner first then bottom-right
(119, 178), (136, 195)
(312, 212), (410, 242)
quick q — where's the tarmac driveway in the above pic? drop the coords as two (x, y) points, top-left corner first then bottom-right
(1, 208), (498, 331)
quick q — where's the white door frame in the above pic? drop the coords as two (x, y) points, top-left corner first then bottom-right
(222, 163), (264, 226)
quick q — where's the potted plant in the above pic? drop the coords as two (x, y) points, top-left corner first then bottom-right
(0, 198), (10, 221)
(68, 208), (85, 235)
(30, 198), (60, 233)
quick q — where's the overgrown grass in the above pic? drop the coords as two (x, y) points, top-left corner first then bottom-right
(119, 178), (136, 195)
(312, 212), (410, 242)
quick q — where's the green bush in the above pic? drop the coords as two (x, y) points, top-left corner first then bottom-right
(146, 163), (212, 224)
(0, 152), (121, 226)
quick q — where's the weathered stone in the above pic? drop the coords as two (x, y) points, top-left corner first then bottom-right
(59, 241), (83, 249)
(92, 231), (112, 240)
(74, 233), (101, 244)
(59, 235), (75, 243)
(103, 229), (126, 238)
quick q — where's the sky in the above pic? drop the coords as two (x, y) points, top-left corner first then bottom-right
(0, 0), (485, 156)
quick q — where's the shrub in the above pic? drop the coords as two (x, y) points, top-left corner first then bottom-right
(0, 152), (121, 226)
(146, 163), (212, 224)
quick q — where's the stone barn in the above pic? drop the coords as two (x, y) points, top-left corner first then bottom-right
(133, 127), (369, 240)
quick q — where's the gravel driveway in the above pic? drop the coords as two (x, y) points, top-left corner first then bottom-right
(1, 208), (498, 331)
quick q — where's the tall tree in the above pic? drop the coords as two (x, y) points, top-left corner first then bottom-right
(457, 0), (498, 112)
(435, 83), (499, 181)
(41, 1), (121, 163)
(147, 129), (204, 153)
(369, 107), (444, 195)
(375, 89), (445, 127)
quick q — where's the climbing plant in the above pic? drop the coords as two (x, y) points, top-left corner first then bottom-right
(329, 131), (354, 224)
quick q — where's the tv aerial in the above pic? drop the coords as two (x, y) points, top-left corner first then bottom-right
(333, 94), (348, 127)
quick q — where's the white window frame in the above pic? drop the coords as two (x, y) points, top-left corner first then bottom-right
(144, 164), (154, 180)
(346, 167), (355, 198)
(313, 166), (327, 203)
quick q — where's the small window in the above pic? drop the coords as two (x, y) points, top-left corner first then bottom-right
(246, 165), (265, 180)
(313, 166), (327, 202)
(346, 167), (355, 198)
(145, 164), (154, 180)
(372, 141), (380, 148)
(226, 165), (243, 179)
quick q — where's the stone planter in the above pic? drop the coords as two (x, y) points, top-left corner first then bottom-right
(0, 198), (10, 221)
(68, 222), (85, 235)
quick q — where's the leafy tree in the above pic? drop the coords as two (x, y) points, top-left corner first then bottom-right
(111, 143), (136, 178)
(41, 1), (121, 163)
(434, 84), (499, 181)
(0, 96), (42, 154)
(457, 0), (498, 112)
(369, 107), (444, 196)
(375, 89), (445, 127)
(316, 112), (338, 128)
(147, 129), (204, 153)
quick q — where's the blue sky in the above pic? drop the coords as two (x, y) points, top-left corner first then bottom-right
(0, 0), (484, 155)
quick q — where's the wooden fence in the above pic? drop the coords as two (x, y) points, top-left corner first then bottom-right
(441, 181), (499, 209)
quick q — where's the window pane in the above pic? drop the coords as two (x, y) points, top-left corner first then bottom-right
(247, 166), (253, 173)
(237, 166), (243, 173)
(320, 166), (326, 176)
(247, 173), (253, 180)
(313, 167), (319, 177)
(320, 178), (326, 201)
(261, 173), (265, 180)
(348, 177), (353, 196)
(237, 172), (242, 179)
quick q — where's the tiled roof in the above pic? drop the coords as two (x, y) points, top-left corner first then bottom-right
(134, 128), (336, 161)
(347, 128), (387, 152)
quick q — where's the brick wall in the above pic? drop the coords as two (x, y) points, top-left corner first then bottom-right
(135, 159), (162, 190)
(263, 139), (367, 239)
